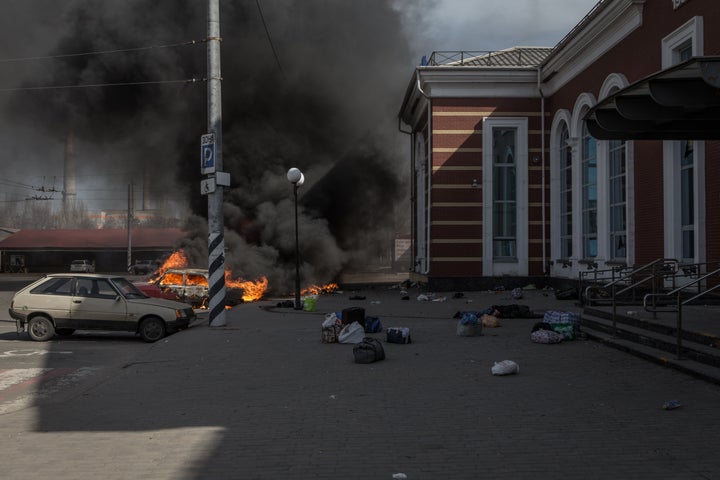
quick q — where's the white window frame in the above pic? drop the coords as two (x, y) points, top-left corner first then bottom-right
(549, 109), (574, 277)
(482, 117), (528, 276)
(662, 16), (706, 267)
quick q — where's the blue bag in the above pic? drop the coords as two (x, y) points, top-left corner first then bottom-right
(364, 316), (383, 333)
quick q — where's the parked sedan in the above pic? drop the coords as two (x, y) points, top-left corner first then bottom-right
(70, 259), (95, 273)
(9, 274), (195, 342)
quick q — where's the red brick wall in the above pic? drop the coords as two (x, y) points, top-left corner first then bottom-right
(428, 97), (547, 276)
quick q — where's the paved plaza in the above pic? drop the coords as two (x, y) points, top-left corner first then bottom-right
(1, 284), (719, 479)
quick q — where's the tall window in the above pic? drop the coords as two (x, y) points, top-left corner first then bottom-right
(609, 139), (627, 259)
(681, 140), (694, 261)
(581, 122), (597, 258)
(492, 127), (517, 259)
(559, 123), (572, 259)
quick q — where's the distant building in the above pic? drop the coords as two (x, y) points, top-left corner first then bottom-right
(398, 0), (719, 290)
(0, 228), (186, 273)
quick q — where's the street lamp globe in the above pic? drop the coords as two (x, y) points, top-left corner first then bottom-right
(287, 167), (304, 186)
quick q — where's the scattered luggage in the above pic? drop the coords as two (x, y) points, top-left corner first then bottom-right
(543, 310), (581, 340)
(321, 312), (342, 343)
(387, 327), (412, 344)
(481, 314), (500, 328)
(338, 321), (365, 344)
(353, 337), (386, 364)
(531, 329), (564, 344)
(364, 316), (383, 333)
(457, 312), (481, 336)
(342, 307), (366, 327)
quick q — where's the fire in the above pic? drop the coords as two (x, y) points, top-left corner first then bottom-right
(151, 249), (269, 302)
(226, 273), (269, 302)
(151, 250), (189, 281)
(301, 282), (339, 296)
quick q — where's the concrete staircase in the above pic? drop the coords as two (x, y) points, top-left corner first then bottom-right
(582, 305), (720, 385)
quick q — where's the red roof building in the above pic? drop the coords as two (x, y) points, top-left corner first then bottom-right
(0, 228), (187, 273)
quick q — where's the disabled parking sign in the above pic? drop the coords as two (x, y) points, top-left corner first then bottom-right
(201, 133), (215, 174)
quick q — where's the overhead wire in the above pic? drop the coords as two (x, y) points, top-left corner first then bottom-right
(0, 39), (205, 64)
(255, 0), (286, 79)
(0, 38), (206, 92)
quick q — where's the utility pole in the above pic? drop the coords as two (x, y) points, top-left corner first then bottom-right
(207, 0), (227, 326)
(127, 182), (133, 271)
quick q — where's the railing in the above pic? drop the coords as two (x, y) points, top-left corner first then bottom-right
(644, 266), (720, 359)
(425, 50), (541, 67)
(582, 259), (680, 334)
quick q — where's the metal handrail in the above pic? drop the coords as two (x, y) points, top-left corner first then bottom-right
(581, 258), (677, 307)
(643, 266), (720, 359)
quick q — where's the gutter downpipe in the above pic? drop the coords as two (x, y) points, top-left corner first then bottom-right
(538, 66), (547, 275)
(416, 69), (431, 275)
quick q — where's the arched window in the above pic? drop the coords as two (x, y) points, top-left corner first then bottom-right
(608, 138), (627, 259)
(581, 122), (597, 258)
(559, 123), (572, 259)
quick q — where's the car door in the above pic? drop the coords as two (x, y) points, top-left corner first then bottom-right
(69, 277), (131, 331)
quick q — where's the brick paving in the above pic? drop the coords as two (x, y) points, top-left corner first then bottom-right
(1, 286), (719, 479)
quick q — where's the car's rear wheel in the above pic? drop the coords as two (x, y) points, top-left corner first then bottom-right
(28, 316), (55, 342)
(56, 328), (75, 336)
(139, 316), (166, 343)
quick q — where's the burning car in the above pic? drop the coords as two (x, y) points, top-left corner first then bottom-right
(152, 268), (244, 308)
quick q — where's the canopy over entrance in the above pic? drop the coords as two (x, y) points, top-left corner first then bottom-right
(584, 56), (720, 140)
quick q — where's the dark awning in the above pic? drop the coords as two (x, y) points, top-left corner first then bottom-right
(584, 56), (720, 140)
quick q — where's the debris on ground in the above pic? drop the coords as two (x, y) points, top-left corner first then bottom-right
(491, 360), (519, 375)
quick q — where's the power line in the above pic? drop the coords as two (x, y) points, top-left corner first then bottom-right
(0, 39), (205, 64)
(255, 0), (285, 79)
(0, 78), (204, 93)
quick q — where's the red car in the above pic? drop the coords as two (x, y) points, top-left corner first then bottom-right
(133, 282), (182, 301)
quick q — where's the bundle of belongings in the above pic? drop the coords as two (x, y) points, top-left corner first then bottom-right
(453, 304), (543, 330)
(530, 311), (581, 344)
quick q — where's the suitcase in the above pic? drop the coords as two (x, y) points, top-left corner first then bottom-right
(342, 307), (366, 327)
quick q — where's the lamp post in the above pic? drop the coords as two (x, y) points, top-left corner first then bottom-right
(287, 167), (305, 310)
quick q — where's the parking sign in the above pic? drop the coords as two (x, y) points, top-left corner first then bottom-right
(201, 133), (215, 174)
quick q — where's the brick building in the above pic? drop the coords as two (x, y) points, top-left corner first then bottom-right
(398, 0), (719, 290)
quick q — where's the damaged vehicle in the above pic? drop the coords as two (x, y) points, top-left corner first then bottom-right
(9, 274), (195, 342)
(152, 268), (244, 308)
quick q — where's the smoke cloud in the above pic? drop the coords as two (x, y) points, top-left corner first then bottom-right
(0, 1), (416, 293)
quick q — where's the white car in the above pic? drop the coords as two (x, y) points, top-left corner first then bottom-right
(9, 274), (196, 342)
(70, 259), (95, 273)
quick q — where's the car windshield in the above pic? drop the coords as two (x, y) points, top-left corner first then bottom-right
(111, 277), (149, 299)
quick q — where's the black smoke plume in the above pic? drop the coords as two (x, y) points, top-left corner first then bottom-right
(0, 0), (415, 293)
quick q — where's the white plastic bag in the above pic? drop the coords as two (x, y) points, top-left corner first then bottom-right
(322, 312), (339, 328)
(338, 321), (365, 344)
(491, 360), (519, 375)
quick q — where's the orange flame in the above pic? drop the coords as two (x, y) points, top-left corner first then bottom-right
(150, 250), (189, 281)
(301, 282), (339, 296)
(226, 273), (269, 302)
(151, 249), (269, 302)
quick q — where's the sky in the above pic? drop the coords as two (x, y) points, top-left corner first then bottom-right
(404, 0), (602, 61)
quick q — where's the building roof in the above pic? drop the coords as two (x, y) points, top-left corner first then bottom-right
(0, 228), (187, 250)
(426, 47), (554, 67)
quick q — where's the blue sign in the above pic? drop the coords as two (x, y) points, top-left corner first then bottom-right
(201, 133), (215, 174)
